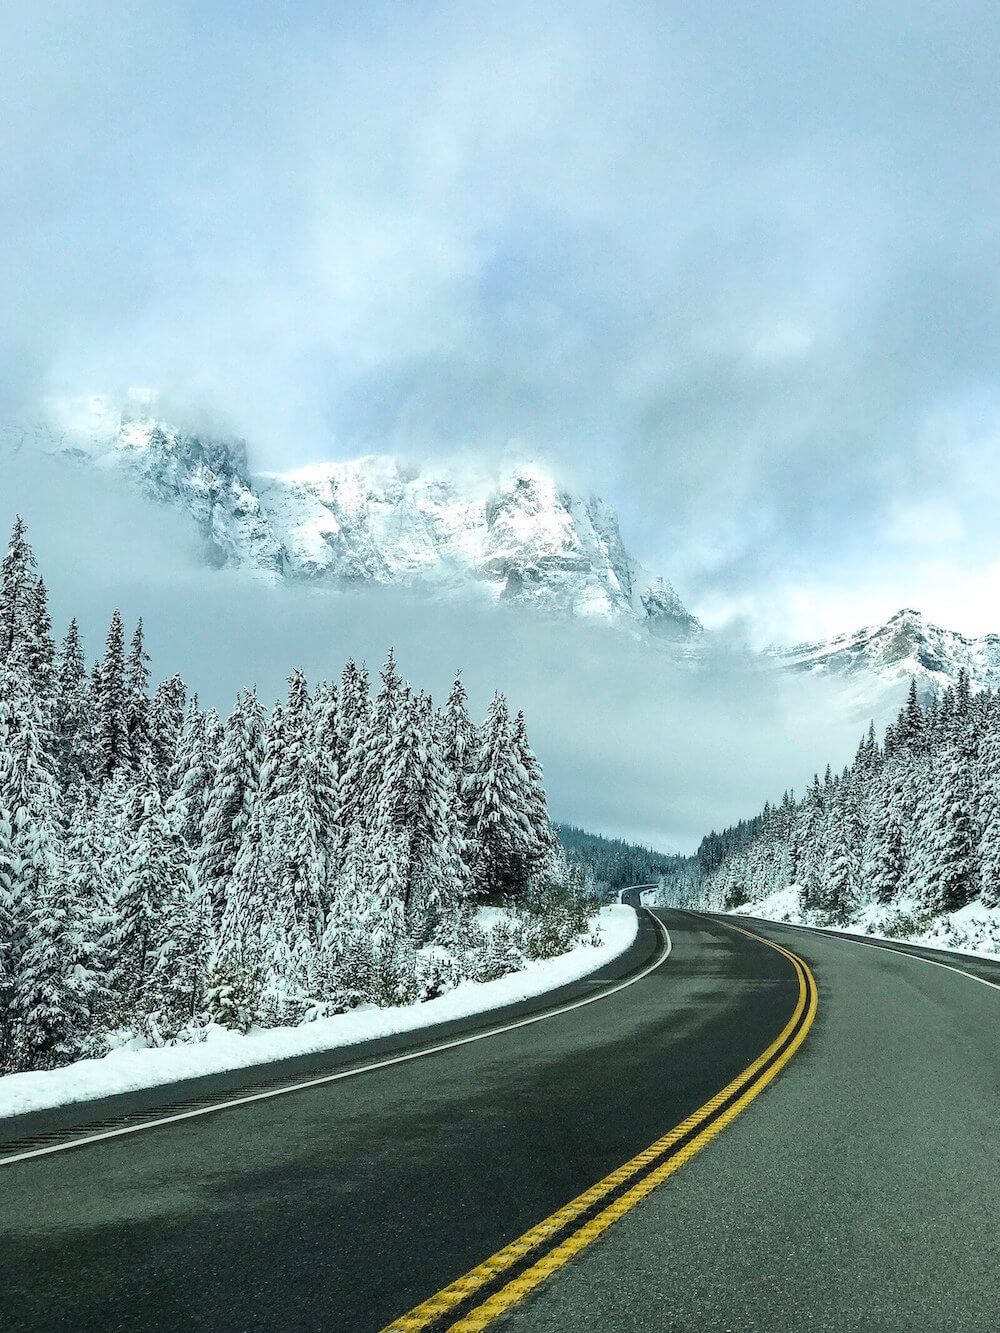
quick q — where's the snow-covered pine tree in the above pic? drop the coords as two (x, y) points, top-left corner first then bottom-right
(198, 688), (265, 924)
(363, 650), (404, 806)
(310, 679), (343, 912)
(376, 685), (427, 891)
(818, 786), (861, 924)
(0, 657), (63, 920)
(124, 618), (152, 770)
(0, 653), (82, 1066)
(921, 740), (978, 913)
(332, 661), (372, 883)
(108, 757), (189, 1017)
(9, 851), (97, 1071)
(440, 671), (477, 825)
(511, 709), (555, 873)
(468, 693), (532, 897)
(0, 798), (18, 1069)
(407, 695), (471, 941)
(977, 710), (1000, 907)
(25, 576), (55, 710)
(145, 874), (213, 1040)
(165, 699), (218, 848)
(149, 674), (188, 793)
(868, 771), (905, 905)
(896, 678), (926, 755)
(53, 618), (94, 794)
(96, 610), (132, 780)
(0, 518), (38, 669)
(788, 777), (825, 913)
(264, 671), (326, 948)
(217, 800), (271, 1004)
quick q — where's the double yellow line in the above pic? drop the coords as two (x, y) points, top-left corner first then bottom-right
(383, 921), (818, 1332)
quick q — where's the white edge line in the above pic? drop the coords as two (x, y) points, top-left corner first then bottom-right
(0, 909), (672, 1169)
(733, 914), (1000, 992)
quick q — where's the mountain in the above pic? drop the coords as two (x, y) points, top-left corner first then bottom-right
(3, 396), (702, 641)
(775, 608), (1000, 704)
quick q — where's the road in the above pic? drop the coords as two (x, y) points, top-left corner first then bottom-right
(0, 908), (996, 1331)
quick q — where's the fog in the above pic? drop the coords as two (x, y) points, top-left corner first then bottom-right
(3, 455), (861, 852)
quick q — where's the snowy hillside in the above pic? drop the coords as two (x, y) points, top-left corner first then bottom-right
(699, 674), (1000, 958)
(1, 394), (701, 641)
(772, 608), (1000, 714)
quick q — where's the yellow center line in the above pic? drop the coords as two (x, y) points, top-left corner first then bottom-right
(383, 922), (818, 1332)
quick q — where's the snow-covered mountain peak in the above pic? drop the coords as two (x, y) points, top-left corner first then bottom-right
(5, 399), (702, 641)
(777, 607), (1000, 701)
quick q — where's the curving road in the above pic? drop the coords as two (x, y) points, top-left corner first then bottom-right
(0, 907), (997, 1332)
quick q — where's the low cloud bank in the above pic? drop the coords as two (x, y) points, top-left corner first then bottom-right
(4, 452), (862, 852)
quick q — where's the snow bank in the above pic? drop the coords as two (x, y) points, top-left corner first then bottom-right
(0, 905), (639, 1120)
(731, 886), (1000, 961)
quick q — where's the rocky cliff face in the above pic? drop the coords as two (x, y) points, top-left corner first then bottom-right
(11, 397), (702, 640)
(775, 608), (1000, 700)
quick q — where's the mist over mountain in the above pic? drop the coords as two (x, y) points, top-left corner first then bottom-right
(773, 608), (1000, 720)
(0, 425), (868, 853)
(7, 393), (998, 739)
(2, 395), (701, 644)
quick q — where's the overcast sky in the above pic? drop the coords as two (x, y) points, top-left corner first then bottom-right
(4, 2), (1000, 641)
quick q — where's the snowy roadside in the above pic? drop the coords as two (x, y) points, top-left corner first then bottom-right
(0, 905), (639, 1119)
(728, 886), (1000, 962)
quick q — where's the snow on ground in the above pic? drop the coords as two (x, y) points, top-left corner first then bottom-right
(0, 905), (639, 1120)
(730, 886), (1000, 961)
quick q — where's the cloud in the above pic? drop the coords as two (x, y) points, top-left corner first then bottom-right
(2, 447), (864, 852)
(4, 2), (1000, 642)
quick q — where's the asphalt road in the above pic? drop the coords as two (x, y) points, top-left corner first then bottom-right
(502, 914), (1000, 1333)
(0, 909), (995, 1331)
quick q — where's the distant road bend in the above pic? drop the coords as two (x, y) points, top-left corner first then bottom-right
(1, 900), (997, 1332)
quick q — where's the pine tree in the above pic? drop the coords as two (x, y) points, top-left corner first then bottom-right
(265, 671), (326, 946)
(310, 680), (343, 908)
(440, 671), (477, 826)
(0, 660), (64, 919)
(868, 775), (905, 905)
(334, 663), (372, 870)
(198, 689), (265, 924)
(96, 610), (132, 780)
(0, 798), (19, 1069)
(219, 800), (272, 1007)
(108, 759), (188, 1014)
(407, 697), (471, 940)
(921, 742), (978, 913)
(145, 876), (212, 1038)
(468, 693), (531, 897)
(149, 674), (188, 792)
(896, 678), (926, 755)
(165, 701), (217, 847)
(818, 789), (860, 923)
(978, 712), (1000, 907)
(511, 709), (555, 873)
(0, 518), (37, 667)
(52, 618), (93, 793)
(364, 650), (404, 808)
(25, 577), (55, 707)
(125, 619), (152, 769)
(10, 859), (96, 1070)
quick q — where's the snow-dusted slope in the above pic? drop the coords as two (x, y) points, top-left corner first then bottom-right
(775, 608), (1000, 701)
(258, 458), (700, 634)
(2, 396), (701, 639)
